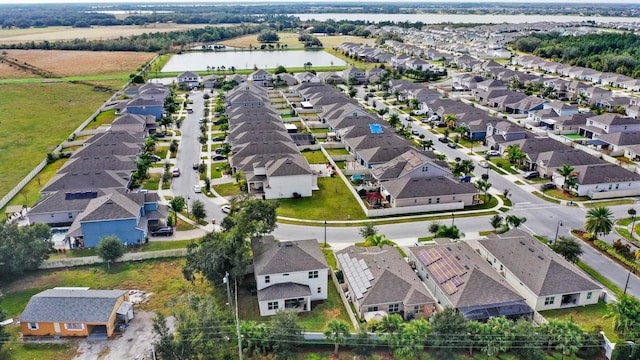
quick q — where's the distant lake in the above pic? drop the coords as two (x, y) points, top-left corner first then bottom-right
(161, 50), (348, 72)
(294, 13), (639, 24)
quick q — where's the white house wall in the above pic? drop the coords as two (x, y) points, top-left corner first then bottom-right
(264, 174), (313, 199)
(576, 181), (640, 197)
(256, 269), (328, 301)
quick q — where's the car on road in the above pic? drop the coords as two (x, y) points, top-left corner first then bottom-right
(212, 155), (227, 161)
(486, 150), (500, 156)
(193, 184), (202, 193)
(438, 137), (449, 143)
(172, 168), (180, 177)
(221, 205), (231, 214)
(523, 170), (540, 179)
(447, 142), (457, 149)
(479, 161), (489, 168)
(192, 162), (200, 170)
(151, 227), (173, 236)
(186, 108), (194, 114)
(411, 129), (420, 136)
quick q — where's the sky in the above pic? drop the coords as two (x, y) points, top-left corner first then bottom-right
(0, 0), (637, 4)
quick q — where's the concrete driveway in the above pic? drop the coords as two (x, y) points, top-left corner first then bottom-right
(73, 311), (159, 360)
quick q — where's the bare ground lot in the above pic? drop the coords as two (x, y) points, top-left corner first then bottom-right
(220, 32), (375, 48)
(0, 24), (212, 44)
(3, 50), (155, 77)
(0, 61), (39, 79)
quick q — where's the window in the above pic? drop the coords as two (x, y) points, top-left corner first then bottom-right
(422, 166), (429, 172)
(544, 296), (555, 305)
(264, 275), (270, 284)
(587, 292), (593, 300)
(367, 306), (379, 312)
(308, 270), (319, 279)
(28, 322), (39, 330)
(388, 304), (399, 313)
(414, 305), (423, 313)
(68, 212), (73, 219)
(436, 198), (440, 204)
(64, 323), (84, 331)
(268, 301), (279, 310)
(428, 198), (432, 204)
(317, 287), (321, 294)
(283, 273), (289, 276)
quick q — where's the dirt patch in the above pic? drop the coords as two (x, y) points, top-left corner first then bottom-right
(324, 308), (342, 320)
(4, 50), (155, 77)
(220, 33), (374, 49)
(0, 61), (39, 78)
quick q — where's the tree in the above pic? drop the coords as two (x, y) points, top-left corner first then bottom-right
(241, 322), (271, 358)
(324, 319), (350, 355)
(475, 179), (492, 199)
(506, 214), (527, 228)
(605, 294), (640, 339)
(169, 196), (185, 219)
(234, 199), (278, 237)
(359, 222), (378, 239)
(552, 236), (584, 263)
(584, 206), (614, 238)
(421, 139), (434, 151)
(388, 113), (400, 128)
(257, 30), (279, 43)
(96, 235), (125, 270)
(489, 214), (503, 232)
(351, 325), (374, 359)
(270, 311), (303, 360)
(0, 222), (52, 280)
(0, 308), (8, 354)
(435, 224), (464, 239)
(476, 316), (513, 358)
(364, 234), (394, 248)
(348, 87), (358, 98)
(511, 318), (545, 360)
(393, 319), (430, 359)
(183, 230), (251, 284)
(274, 65), (287, 74)
(190, 199), (207, 223)
(547, 319), (583, 360)
(629, 207), (637, 234)
(430, 307), (468, 358)
(444, 113), (457, 128)
(505, 144), (526, 165)
(558, 164), (575, 191)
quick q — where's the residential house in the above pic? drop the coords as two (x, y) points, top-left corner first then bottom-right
(20, 288), (133, 338)
(251, 236), (329, 316)
(485, 121), (527, 150)
(595, 132), (640, 156)
(408, 240), (533, 321)
(342, 66), (366, 85)
(579, 113), (640, 139)
(336, 245), (436, 320)
(177, 71), (199, 89)
(534, 149), (604, 178)
(319, 72), (344, 85)
(202, 75), (219, 89)
(477, 229), (602, 311)
(570, 163), (640, 198)
(294, 72), (320, 84)
(370, 149), (450, 182)
(122, 98), (164, 120)
(380, 176), (478, 209)
(250, 69), (273, 87)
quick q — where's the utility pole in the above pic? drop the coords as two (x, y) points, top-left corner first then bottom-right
(235, 279), (243, 360)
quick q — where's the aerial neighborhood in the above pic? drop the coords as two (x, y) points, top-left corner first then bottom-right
(3, 4), (640, 359)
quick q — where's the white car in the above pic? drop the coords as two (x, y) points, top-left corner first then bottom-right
(193, 184), (202, 193)
(479, 161), (489, 168)
(487, 150), (500, 156)
(221, 205), (231, 214)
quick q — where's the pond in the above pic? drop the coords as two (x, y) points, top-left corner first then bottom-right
(161, 50), (348, 72)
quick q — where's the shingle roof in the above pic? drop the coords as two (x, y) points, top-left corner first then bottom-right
(257, 283), (311, 302)
(79, 191), (141, 222)
(382, 176), (477, 199)
(251, 236), (328, 276)
(41, 170), (130, 194)
(20, 288), (127, 323)
(573, 163), (640, 185)
(336, 245), (434, 307)
(480, 229), (601, 296)
(265, 156), (312, 177)
(370, 149), (445, 181)
(596, 132), (640, 146)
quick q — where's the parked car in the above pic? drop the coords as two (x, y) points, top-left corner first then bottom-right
(221, 205), (231, 214)
(213, 112), (221, 117)
(479, 161), (489, 168)
(149, 155), (162, 162)
(193, 184), (202, 193)
(438, 137), (449, 143)
(487, 150), (500, 156)
(447, 142), (457, 149)
(212, 136), (226, 142)
(433, 121), (447, 128)
(151, 227), (173, 236)
(154, 132), (165, 138)
(186, 108), (194, 114)
(172, 168), (181, 177)
(212, 155), (227, 161)
(459, 175), (471, 183)
(541, 183), (557, 190)
(523, 171), (540, 179)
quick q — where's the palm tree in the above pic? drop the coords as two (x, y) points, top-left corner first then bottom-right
(421, 139), (434, 151)
(444, 113), (457, 129)
(604, 294), (640, 339)
(584, 206), (614, 239)
(505, 144), (525, 165)
(629, 208), (637, 235)
(475, 179), (492, 200)
(410, 98), (420, 110)
(323, 320), (350, 355)
(388, 113), (400, 128)
(435, 224), (464, 239)
(459, 159), (475, 175)
(505, 214), (527, 228)
(489, 214), (503, 232)
(558, 164), (575, 191)
(364, 234), (394, 248)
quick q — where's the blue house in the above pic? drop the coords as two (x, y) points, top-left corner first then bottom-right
(66, 190), (167, 248)
(124, 98), (164, 120)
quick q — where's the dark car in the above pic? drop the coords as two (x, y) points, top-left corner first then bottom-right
(212, 136), (226, 142)
(212, 155), (227, 161)
(151, 227), (173, 236)
(192, 162), (200, 170)
(541, 183), (557, 190)
(459, 175), (471, 182)
(149, 154), (162, 162)
(523, 171), (540, 179)
(438, 137), (449, 143)
(447, 142), (457, 149)
(154, 132), (165, 138)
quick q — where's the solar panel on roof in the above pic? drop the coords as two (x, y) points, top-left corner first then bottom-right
(442, 282), (458, 295)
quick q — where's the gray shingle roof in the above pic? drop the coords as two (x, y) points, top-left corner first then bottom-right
(480, 229), (601, 296)
(251, 236), (328, 276)
(257, 283), (311, 301)
(266, 156), (312, 177)
(41, 170), (130, 194)
(573, 163), (640, 185)
(382, 176), (477, 199)
(20, 289), (127, 323)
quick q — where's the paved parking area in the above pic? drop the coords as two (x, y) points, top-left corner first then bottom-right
(73, 311), (161, 360)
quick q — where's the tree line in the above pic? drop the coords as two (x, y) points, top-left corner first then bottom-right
(512, 32), (640, 78)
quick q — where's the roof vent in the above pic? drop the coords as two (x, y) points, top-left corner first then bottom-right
(528, 248), (535, 253)
(284, 242), (294, 247)
(519, 240), (525, 245)
(538, 255), (544, 260)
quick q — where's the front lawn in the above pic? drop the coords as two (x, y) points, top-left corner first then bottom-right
(584, 199), (636, 208)
(543, 189), (590, 202)
(490, 158), (519, 174)
(213, 182), (242, 197)
(143, 173), (161, 191)
(277, 177), (366, 220)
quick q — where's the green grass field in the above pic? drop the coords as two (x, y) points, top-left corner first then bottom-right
(301, 149), (329, 164)
(277, 177), (366, 220)
(0, 82), (111, 198)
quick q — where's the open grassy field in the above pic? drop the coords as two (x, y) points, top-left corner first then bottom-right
(0, 24), (211, 44)
(219, 32), (374, 49)
(3, 49), (155, 77)
(0, 83), (112, 198)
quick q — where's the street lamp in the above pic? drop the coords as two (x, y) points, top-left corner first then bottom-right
(451, 212), (455, 227)
(324, 220), (327, 247)
(186, 195), (191, 216)
(554, 220), (563, 243)
(624, 268), (634, 295)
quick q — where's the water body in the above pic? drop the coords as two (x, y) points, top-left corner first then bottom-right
(294, 13), (639, 24)
(161, 50), (348, 72)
